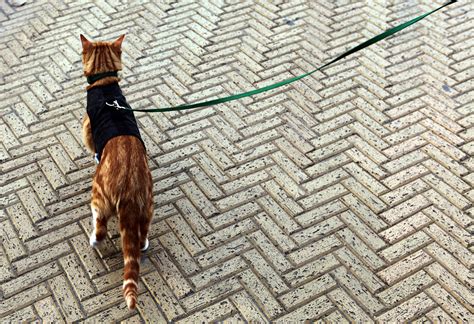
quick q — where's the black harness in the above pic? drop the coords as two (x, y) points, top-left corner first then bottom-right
(86, 83), (145, 162)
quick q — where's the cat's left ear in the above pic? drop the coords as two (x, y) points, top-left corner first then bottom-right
(113, 34), (125, 49)
(80, 34), (92, 52)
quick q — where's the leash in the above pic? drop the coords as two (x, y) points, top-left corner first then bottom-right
(96, 0), (457, 113)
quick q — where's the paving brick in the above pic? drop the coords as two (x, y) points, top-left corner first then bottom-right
(328, 288), (372, 322)
(425, 284), (473, 323)
(378, 250), (432, 286)
(425, 263), (474, 313)
(377, 270), (433, 306)
(376, 292), (436, 323)
(49, 274), (84, 322)
(275, 295), (333, 323)
(279, 273), (336, 309)
(35, 297), (65, 323)
(239, 270), (284, 319)
(230, 290), (269, 323)
(177, 299), (235, 323)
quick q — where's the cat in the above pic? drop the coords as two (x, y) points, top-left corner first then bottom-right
(80, 34), (153, 310)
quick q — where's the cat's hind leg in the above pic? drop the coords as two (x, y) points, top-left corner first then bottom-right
(139, 202), (153, 252)
(90, 204), (108, 247)
(89, 186), (111, 247)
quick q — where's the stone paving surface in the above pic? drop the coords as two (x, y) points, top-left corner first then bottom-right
(1, 0), (473, 322)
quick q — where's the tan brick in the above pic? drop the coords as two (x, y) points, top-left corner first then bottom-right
(379, 212), (431, 244)
(328, 288), (372, 322)
(6, 203), (37, 241)
(151, 249), (193, 298)
(380, 231), (431, 262)
(288, 235), (341, 266)
(2, 261), (60, 298)
(136, 292), (167, 323)
(159, 232), (199, 275)
(284, 253), (339, 286)
(49, 274), (84, 322)
(380, 195), (431, 224)
(422, 144), (469, 177)
(425, 306), (457, 323)
(424, 224), (473, 268)
(230, 291), (269, 323)
(291, 217), (344, 246)
(247, 230), (293, 273)
(14, 241), (70, 274)
(342, 177), (386, 213)
(296, 199), (347, 227)
(35, 297), (65, 323)
(239, 270), (284, 319)
(255, 212), (297, 252)
(215, 185), (265, 211)
(243, 249), (288, 294)
(262, 180), (304, 215)
(424, 188), (472, 227)
(423, 174), (471, 210)
(340, 210), (386, 251)
(425, 263), (473, 312)
(425, 284), (473, 323)
(166, 214), (206, 256)
(299, 183), (348, 210)
(275, 295), (333, 323)
(0, 283), (49, 317)
(279, 273), (336, 309)
(175, 198), (213, 235)
(376, 292), (436, 323)
(377, 270), (433, 306)
(0, 220), (27, 262)
(177, 299), (235, 323)
(1, 306), (37, 323)
(336, 247), (385, 293)
(382, 165), (430, 190)
(191, 256), (246, 289)
(181, 276), (241, 313)
(425, 243), (471, 289)
(331, 266), (385, 315)
(378, 250), (432, 286)
(423, 206), (471, 248)
(70, 234), (107, 279)
(59, 253), (95, 301)
(345, 148), (387, 179)
(84, 302), (131, 323)
(202, 217), (256, 248)
(268, 165), (307, 199)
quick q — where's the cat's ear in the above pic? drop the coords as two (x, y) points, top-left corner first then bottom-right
(80, 34), (92, 52)
(113, 34), (125, 49)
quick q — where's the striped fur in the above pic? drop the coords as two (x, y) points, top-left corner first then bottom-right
(81, 34), (153, 310)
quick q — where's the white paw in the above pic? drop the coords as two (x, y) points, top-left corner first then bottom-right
(89, 232), (99, 248)
(141, 238), (149, 252)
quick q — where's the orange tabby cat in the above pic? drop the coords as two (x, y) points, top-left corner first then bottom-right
(80, 34), (153, 310)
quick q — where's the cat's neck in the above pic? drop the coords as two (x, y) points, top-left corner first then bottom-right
(86, 76), (120, 91)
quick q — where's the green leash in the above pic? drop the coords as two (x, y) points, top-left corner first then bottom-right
(127, 0), (456, 113)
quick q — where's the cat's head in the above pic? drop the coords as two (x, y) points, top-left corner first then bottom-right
(80, 34), (125, 76)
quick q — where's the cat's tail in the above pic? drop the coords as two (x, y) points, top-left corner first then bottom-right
(119, 205), (141, 310)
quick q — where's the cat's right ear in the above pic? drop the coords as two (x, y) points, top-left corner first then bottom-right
(80, 34), (92, 52)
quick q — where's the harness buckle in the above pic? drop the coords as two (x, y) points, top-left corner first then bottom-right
(105, 100), (128, 110)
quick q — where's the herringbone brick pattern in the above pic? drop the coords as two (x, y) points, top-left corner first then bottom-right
(1, 0), (473, 322)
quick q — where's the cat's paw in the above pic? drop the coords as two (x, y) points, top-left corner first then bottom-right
(89, 232), (100, 248)
(140, 238), (149, 252)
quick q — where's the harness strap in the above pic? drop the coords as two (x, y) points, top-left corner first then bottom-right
(87, 71), (118, 84)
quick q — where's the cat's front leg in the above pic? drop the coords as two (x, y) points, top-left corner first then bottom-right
(82, 114), (95, 153)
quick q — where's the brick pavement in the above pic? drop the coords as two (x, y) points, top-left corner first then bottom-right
(0, 0), (473, 322)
